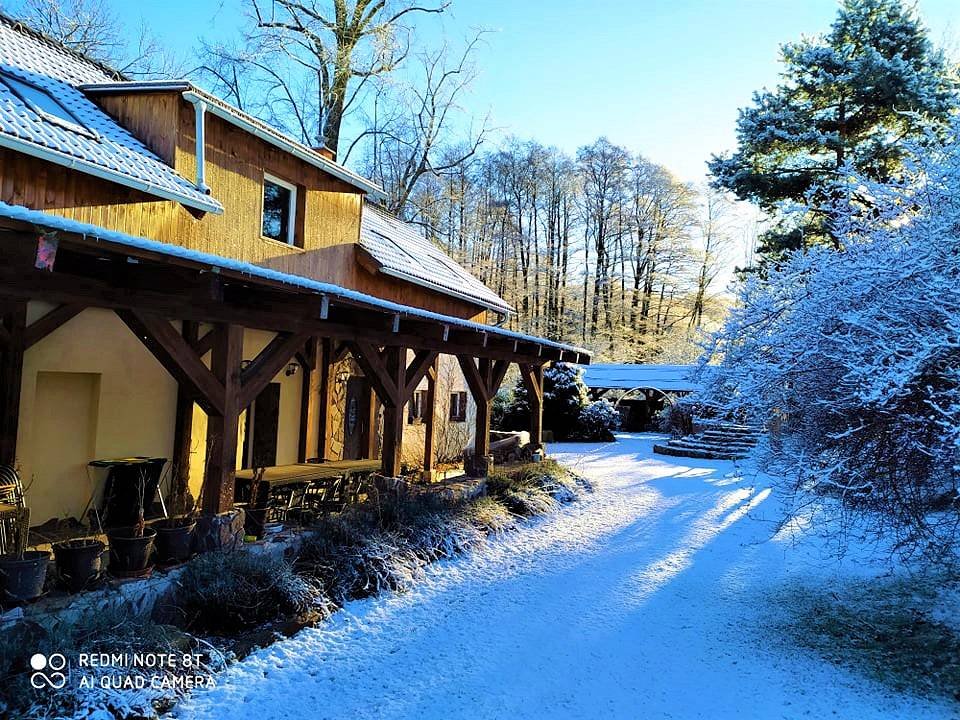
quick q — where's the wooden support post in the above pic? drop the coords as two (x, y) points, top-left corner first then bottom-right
(316, 338), (333, 461)
(0, 300), (26, 467)
(365, 388), (379, 460)
(520, 363), (546, 452)
(171, 321), (198, 513)
(380, 346), (407, 477)
(297, 337), (320, 462)
(458, 355), (512, 477)
(474, 358), (493, 473)
(203, 324), (243, 515)
(423, 358), (438, 481)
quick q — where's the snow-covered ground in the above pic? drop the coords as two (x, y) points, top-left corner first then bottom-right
(172, 434), (954, 720)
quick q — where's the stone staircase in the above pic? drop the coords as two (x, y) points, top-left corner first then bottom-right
(653, 422), (761, 461)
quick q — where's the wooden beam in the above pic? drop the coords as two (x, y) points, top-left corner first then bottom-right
(171, 321), (198, 513)
(423, 356), (438, 481)
(315, 338), (333, 461)
(23, 303), (84, 349)
(0, 301), (25, 466)
(349, 340), (400, 406)
(297, 337), (321, 463)
(0, 322), (10, 351)
(520, 363), (546, 451)
(203, 323), (243, 515)
(491, 358), (511, 395)
(380, 346), (407, 477)
(472, 358), (493, 477)
(192, 327), (217, 358)
(116, 309), (225, 416)
(457, 355), (489, 403)
(404, 349), (439, 400)
(238, 331), (311, 410)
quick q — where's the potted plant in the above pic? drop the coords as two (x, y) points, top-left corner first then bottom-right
(106, 467), (156, 577)
(0, 507), (49, 603)
(52, 537), (106, 591)
(153, 514), (196, 564)
(153, 466), (197, 564)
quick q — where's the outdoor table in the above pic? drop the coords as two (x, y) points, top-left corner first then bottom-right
(234, 460), (381, 511)
(88, 457), (167, 528)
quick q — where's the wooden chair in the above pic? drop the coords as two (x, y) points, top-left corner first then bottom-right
(0, 465), (25, 508)
(0, 506), (29, 556)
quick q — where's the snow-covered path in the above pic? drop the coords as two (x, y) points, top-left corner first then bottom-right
(173, 434), (954, 720)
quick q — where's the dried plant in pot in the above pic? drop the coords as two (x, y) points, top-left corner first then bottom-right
(0, 507), (49, 603)
(106, 467), (156, 577)
(52, 537), (106, 592)
(153, 515), (197, 565)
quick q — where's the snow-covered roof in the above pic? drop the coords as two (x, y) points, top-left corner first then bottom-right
(81, 81), (386, 202)
(0, 16), (222, 214)
(580, 364), (700, 392)
(359, 203), (514, 315)
(0, 200), (589, 359)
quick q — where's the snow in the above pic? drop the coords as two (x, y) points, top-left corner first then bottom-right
(170, 434), (953, 720)
(0, 201), (587, 357)
(579, 363), (700, 392)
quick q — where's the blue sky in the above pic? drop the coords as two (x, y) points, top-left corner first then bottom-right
(106, 0), (960, 184)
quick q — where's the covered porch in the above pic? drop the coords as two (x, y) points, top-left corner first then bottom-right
(0, 207), (588, 542)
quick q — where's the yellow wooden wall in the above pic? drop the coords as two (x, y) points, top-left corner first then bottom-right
(0, 91), (485, 321)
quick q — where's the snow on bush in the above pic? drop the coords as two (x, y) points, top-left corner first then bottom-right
(572, 399), (620, 441)
(497, 362), (590, 440)
(695, 124), (960, 559)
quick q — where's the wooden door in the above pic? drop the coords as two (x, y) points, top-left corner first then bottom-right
(342, 377), (369, 460)
(243, 382), (281, 469)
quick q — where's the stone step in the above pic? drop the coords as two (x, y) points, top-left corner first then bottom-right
(700, 426), (760, 436)
(700, 432), (759, 444)
(653, 443), (747, 461)
(667, 438), (756, 453)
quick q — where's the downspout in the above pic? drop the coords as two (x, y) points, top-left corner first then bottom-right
(184, 94), (210, 195)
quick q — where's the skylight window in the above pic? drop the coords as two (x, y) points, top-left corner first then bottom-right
(0, 73), (95, 139)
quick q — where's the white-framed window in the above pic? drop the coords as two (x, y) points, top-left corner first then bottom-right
(0, 73), (96, 139)
(408, 389), (429, 424)
(449, 391), (468, 422)
(262, 173), (297, 245)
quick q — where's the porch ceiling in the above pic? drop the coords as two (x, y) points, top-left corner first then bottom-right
(0, 207), (590, 365)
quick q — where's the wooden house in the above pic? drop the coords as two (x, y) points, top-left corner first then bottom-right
(0, 16), (589, 532)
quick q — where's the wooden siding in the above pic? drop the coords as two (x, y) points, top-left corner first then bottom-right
(5, 91), (486, 321)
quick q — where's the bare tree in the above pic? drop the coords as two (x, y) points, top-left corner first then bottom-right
(198, 0), (449, 156)
(356, 33), (491, 216)
(14, 0), (186, 77)
(689, 186), (734, 329)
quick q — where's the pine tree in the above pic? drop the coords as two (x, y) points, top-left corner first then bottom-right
(709, 0), (957, 260)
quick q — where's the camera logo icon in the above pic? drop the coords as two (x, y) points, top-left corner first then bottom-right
(29, 652), (67, 690)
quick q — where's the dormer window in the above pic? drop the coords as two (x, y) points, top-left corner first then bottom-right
(0, 73), (95, 139)
(262, 173), (297, 245)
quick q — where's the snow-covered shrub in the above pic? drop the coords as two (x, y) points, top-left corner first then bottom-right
(461, 495), (515, 534)
(695, 124), (960, 559)
(657, 397), (695, 437)
(571, 399), (620, 441)
(173, 551), (322, 632)
(0, 607), (217, 720)
(496, 362), (589, 440)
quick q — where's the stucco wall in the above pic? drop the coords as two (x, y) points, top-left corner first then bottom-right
(17, 304), (179, 526)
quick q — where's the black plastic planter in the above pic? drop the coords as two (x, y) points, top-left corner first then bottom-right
(153, 517), (196, 564)
(0, 550), (50, 603)
(53, 539), (105, 591)
(106, 526), (156, 578)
